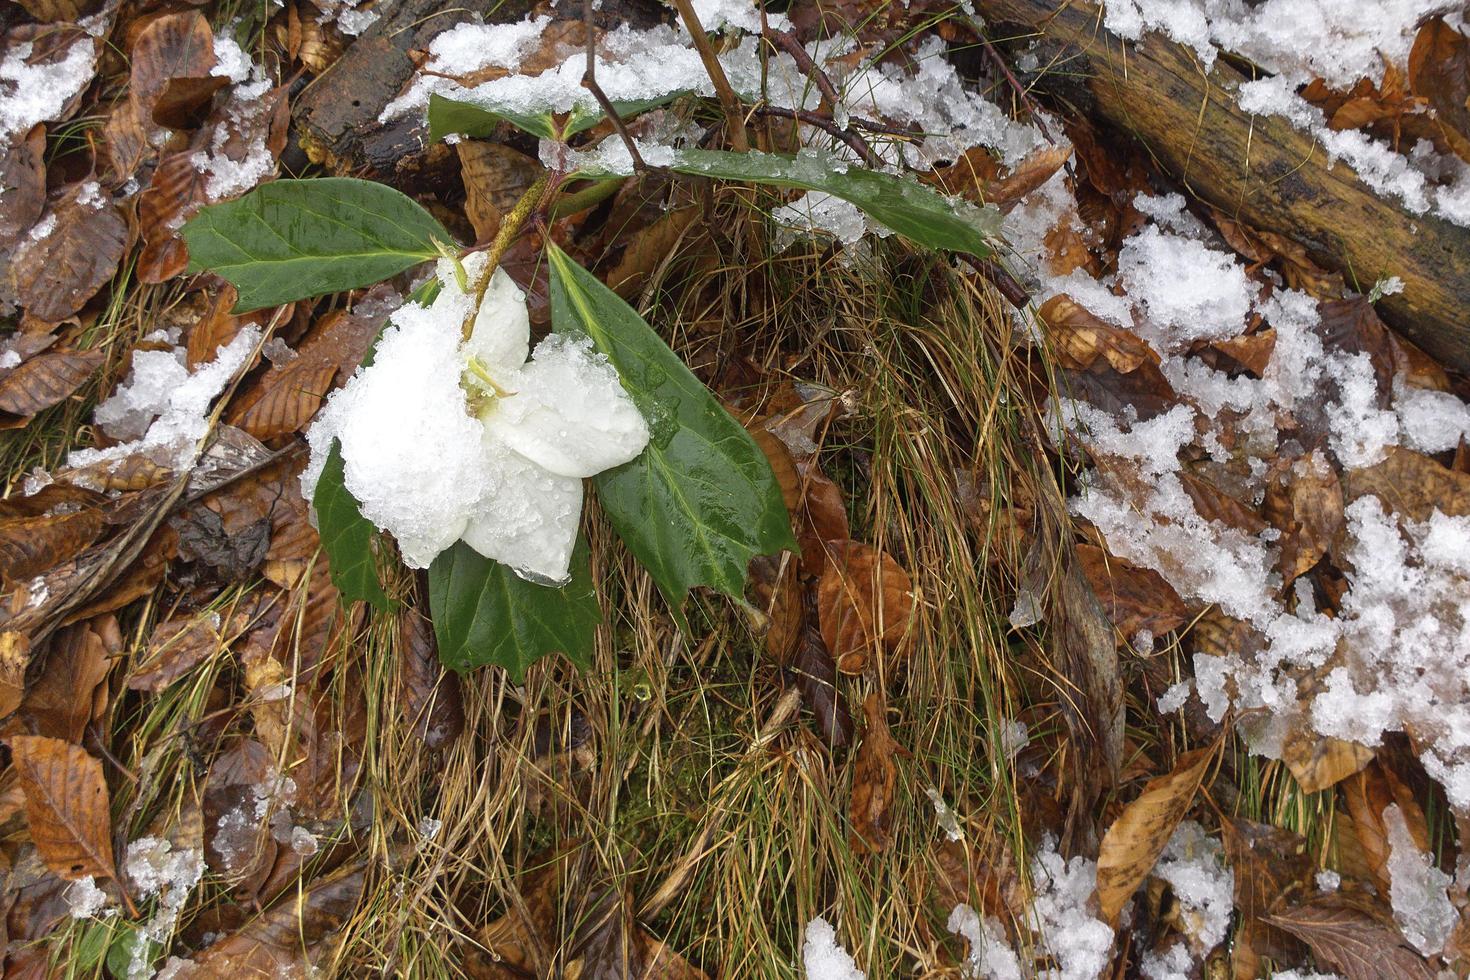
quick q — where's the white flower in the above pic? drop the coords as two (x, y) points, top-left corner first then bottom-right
(303, 254), (649, 582)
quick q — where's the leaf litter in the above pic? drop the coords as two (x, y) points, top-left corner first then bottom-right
(4, 0), (1470, 976)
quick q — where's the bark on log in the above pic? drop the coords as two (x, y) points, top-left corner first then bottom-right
(977, 0), (1470, 374)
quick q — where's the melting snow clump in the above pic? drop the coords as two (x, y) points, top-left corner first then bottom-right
(802, 916), (866, 980)
(1152, 822), (1234, 956)
(68, 328), (262, 476)
(1382, 803), (1456, 956)
(64, 876), (111, 918)
(0, 32), (98, 139)
(947, 904), (1023, 980)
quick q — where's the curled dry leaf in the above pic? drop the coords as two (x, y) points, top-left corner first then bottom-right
(0, 348), (104, 419)
(457, 140), (543, 244)
(1279, 728), (1374, 795)
(7, 735), (117, 882)
(792, 598), (853, 749)
(849, 692), (901, 853)
(1095, 745), (1213, 925)
(817, 540), (914, 674)
(128, 11), (222, 128)
(1267, 888), (1437, 980)
(0, 631), (31, 720)
(1075, 542), (1188, 642)
(1264, 450), (1345, 585)
(1039, 294), (1158, 375)
(18, 616), (116, 744)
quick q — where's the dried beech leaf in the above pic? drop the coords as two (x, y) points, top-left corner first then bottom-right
(817, 540), (915, 674)
(1076, 542), (1188, 641)
(1039, 294), (1158, 374)
(138, 152), (211, 284)
(398, 604), (464, 750)
(1345, 446), (1470, 521)
(1095, 746), (1213, 925)
(1280, 730), (1374, 795)
(0, 124), (46, 240)
(457, 140), (543, 243)
(19, 617), (115, 743)
(0, 631), (32, 720)
(8, 735), (117, 882)
(127, 613), (222, 692)
(605, 205), (702, 300)
(1267, 891), (1436, 980)
(1410, 18), (1470, 162)
(0, 348), (103, 418)
(792, 595), (852, 749)
(129, 11), (218, 124)
(849, 692), (900, 853)
(13, 191), (127, 322)
(747, 552), (802, 665)
(0, 504), (104, 581)
(1264, 451), (1344, 584)
(1223, 819), (1313, 963)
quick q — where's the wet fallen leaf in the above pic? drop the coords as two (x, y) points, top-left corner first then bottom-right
(1075, 542), (1188, 642)
(849, 692), (900, 853)
(1048, 544), (1126, 792)
(398, 603), (465, 750)
(0, 630), (32, 719)
(0, 124), (46, 241)
(1345, 446), (1470, 520)
(792, 593), (852, 749)
(746, 552), (802, 665)
(1265, 450), (1345, 585)
(18, 616), (115, 743)
(128, 11), (222, 128)
(1095, 746), (1213, 925)
(1280, 730), (1374, 795)
(127, 612), (222, 692)
(817, 540), (914, 674)
(603, 205), (702, 300)
(12, 190), (128, 322)
(0, 505), (104, 584)
(7, 735), (117, 882)
(1223, 819), (1313, 965)
(1410, 17), (1470, 162)
(0, 348), (104, 419)
(1039, 294), (1158, 374)
(458, 141), (544, 244)
(1267, 888), (1436, 980)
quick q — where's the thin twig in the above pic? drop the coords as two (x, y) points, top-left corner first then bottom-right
(965, 17), (1054, 144)
(670, 0), (750, 151)
(753, 105), (883, 168)
(958, 252), (1031, 308)
(762, 28), (883, 166)
(458, 172), (551, 342)
(581, 0), (647, 170)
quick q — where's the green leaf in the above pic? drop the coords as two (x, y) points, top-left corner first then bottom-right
(181, 177), (451, 311)
(546, 244), (796, 608)
(313, 439), (391, 611)
(588, 148), (999, 257)
(428, 537), (600, 680)
(429, 91), (687, 143)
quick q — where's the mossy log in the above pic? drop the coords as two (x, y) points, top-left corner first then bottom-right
(978, 0), (1470, 373)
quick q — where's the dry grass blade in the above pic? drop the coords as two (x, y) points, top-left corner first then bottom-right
(7, 735), (117, 883)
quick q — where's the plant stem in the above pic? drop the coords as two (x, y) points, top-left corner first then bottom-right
(549, 176), (626, 218)
(671, 0), (750, 152)
(459, 171), (552, 342)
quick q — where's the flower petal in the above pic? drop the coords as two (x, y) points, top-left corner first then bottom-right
(464, 266), (530, 376)
(461, 442), (583, 584)
(305, 303), (486, 569)
(481, 334), (650, 479)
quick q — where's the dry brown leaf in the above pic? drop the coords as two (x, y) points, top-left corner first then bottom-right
(18, 617), (115, 743)
(0, 505), (104, 583)
(0, 631), (32, 720)
(137, 152), (211, 284)
(127, 612), (222, 692)
(987, 144), (1074, 208)
(13, 189), (128, 322)
(1410, 18), (1470, 163)
(1038, 294), (1158, 374)
(1095, 746), (1213, 925)
(7, 735), (117, 882)
(1223, 819), (1313, 966)
(1049, 546), (1127, 794)
(458, 140), (543, 243)
(129, 11), (221, 126)
(604, 205), (702, 300)
(0, 124), (46, 241)
(792, 598), (853, 750)
(1281, 730), (1374, 794)
(849, 692), (900, 853)
(398, 603), (464, 750)
(0, 347), (103, 419)
(1265, 450), (1345, 585)
(15, 0), (107, 19)
(1345, 446), (1470, 521)
(817, 540), (915, 674)
(796, 462), (851, 577)
(1341, 761), (1432, 896)
(1075, 542), (1188, 642)
(1267, 889), (1436, 980)
(1210, 329), (1276, 377)
(746, 552), (802, 665)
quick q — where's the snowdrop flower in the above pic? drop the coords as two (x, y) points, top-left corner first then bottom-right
(303, 254), (649, 582)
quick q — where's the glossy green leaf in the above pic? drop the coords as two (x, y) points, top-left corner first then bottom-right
(582, 148), (1000, 257)
(547, 244), (796, 608)
(429, 91), (687, 143)
(181, 177), (451, 311)
(313, 440), (391, 611)
(428, 537), (600, 679)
